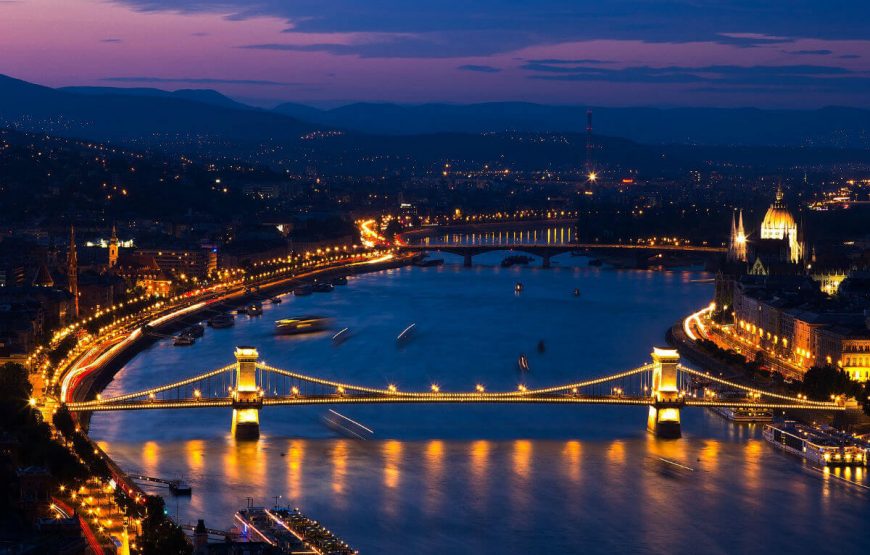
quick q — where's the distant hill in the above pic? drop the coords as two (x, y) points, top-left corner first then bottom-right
(0, 74), (317, 147)
(60, 86), (253, 111)
(274, 101), (870, 148)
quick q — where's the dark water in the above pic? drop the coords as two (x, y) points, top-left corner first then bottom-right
(90, 253), (870, 553)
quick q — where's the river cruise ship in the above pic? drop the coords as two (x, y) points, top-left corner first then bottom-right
(763, 421), (867, 467)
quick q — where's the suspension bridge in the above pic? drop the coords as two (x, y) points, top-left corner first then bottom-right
(65, 346), (842, 440)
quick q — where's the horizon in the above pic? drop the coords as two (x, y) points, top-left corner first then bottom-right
(1, 1), (869, 109)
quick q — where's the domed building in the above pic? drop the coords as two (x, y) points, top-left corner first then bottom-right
(759, 185), (802, 264)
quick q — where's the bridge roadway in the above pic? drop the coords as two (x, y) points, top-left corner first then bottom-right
(69, 393), (841, 412)
(400, 243), (726, 267)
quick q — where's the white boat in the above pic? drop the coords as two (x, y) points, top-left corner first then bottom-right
(709, 405), (773, 423)
(246, 303), (263, 316)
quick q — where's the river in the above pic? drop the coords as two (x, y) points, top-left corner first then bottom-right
(90, 250), (870, 554)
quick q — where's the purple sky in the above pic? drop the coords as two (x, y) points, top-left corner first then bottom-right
(1, 0), (869, 108)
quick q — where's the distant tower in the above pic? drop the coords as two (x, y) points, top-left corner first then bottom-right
(728, 210), (747, 262)
(108, 224), (119, 268)
(585, 109), (594, 178)
(67, 225), (79, 318)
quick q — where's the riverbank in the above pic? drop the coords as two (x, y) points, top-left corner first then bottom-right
(69, 253), (415, 416)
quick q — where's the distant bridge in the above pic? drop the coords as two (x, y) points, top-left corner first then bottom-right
(66, 347), (841, 440)
(400, 243), (726, 267)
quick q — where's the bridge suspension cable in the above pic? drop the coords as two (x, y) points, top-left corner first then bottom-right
(677, 365), (839, 408)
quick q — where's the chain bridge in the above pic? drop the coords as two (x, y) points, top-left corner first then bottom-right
(65, 347), (842, 440)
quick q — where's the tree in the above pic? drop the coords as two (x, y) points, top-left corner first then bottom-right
(801, 365), (861, 401)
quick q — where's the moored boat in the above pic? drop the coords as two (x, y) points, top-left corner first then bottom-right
(313, 281), (334, 293)
(293, 284), (313, 296)
(246, 303), (263, 316)
(207, 313), (235, 328)
(173, 334), (195, 346)
(331, 276), (349, 286)
(184, 324), (205, 338)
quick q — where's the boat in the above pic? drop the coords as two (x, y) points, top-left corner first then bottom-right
(331, 276), (349, 286)
(275, 316), (331, 335)
(184, 324), (205, 338)
(207, 313), (235, 328)
(573, 288), (581, 297)
(763, 421), (867, 467)
(501, 255), (533, 268)
(414, 257), (444, 267)
(397, 323), (416, 344)
(515, 282), (524, 293)
(173, 334), (195, 346)
(537, 340), (546, 354)
(293, 284), (313, 296)
(313, 281), (334, 293)
(332, 327), (350, 344)
(270, 296), (282, 304)
(246, 303), (263, 316)
(518, 354), (529, 371)
(709, 405), (773, 423)
(236, 307), (247, 315)
(322, 409), (374, 440)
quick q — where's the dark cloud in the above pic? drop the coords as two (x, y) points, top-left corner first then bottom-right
(839, 54), (861, 59)
(101, 38), (123, 43)
(101, 76), (291, 86)
(457, 64), (501, 73)
(523, 58), (612, 65)
(115, 1), (870, 58)
(784, 49), (833, 56)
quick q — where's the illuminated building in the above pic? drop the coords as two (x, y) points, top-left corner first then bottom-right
(108, 225), (119, 269)
(757, 184), (802, 265)
(67, 226), (79, 318)
(728, 209), (747, 263)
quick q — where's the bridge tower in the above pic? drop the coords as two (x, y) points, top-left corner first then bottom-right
(231, 346), (262, 440)
(647, 347), (682, 438)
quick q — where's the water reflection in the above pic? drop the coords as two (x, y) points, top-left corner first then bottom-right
(89, 259), (870, 553)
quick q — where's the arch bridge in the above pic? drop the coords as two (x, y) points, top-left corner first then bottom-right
(65, 347), (842, 440)
(400, 243), (726, 268)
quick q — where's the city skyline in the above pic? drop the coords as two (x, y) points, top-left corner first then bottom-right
(0, 0), (869, 108)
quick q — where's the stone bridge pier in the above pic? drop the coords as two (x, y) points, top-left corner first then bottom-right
(231, 346), (263, 440)
(647, 347), (682, 438)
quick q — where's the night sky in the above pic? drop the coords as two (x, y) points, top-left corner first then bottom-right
(1, 0), (868, 108)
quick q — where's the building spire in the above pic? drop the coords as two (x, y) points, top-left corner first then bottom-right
(68, 225), (79, 318)
(108, 223), (119, 269)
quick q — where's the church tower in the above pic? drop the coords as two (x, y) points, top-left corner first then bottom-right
(68, 225), (79, 318)
(728, 209), (747, 262)
(108, 225), (119, 268)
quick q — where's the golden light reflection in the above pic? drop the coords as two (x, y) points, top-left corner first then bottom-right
(141, 441), (159, 475)
(698, 440), (720, 473)
(743, 439), (762, 492)
(383, 440), (402, 490)
(563, 441), (582, 483)
(469, 440), (490, 486)
(287, 440), (304, 501)
(607, 440), (625, 464)
(184, 440), (205, 474)
(513, 440), (532, 479)
(424, 440), (445, 514)
(331, 440), (348, 497)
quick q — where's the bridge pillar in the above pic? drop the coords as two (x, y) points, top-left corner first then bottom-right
(463, 253), (473, 267)
(647, 347), (682, 439)
(232, 346), (262, 440)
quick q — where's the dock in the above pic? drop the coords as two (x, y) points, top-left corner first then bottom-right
(236, 506), (357, 554)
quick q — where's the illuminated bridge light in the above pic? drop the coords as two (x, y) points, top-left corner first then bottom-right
(476, 384), (485, 393)
(388, 384), (398, 393)
(431, 384), (440, 393)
